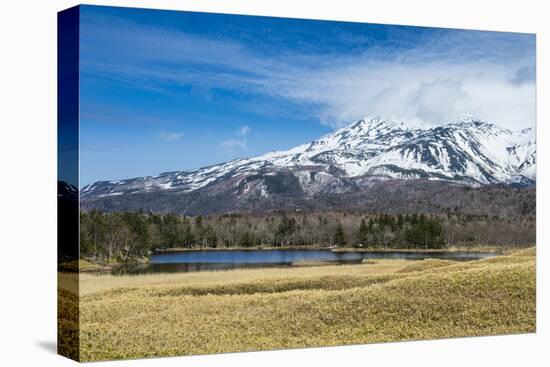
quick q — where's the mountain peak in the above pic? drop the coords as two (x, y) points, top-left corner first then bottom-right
(456, 112), (478, 121)
(450, 113), (490, 126)
(444, 113), (511, 135)
(348, 115), (427, 134)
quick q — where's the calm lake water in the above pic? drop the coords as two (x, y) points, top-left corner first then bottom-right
(112, 249), (498, 275)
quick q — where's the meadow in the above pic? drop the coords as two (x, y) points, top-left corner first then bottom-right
(58, 247), (536, 362)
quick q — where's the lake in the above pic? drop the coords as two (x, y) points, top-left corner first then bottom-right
(112, 249), (498, 275)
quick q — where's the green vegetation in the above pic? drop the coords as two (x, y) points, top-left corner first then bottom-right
(59, 248), (535, 361)
(333, 223), (347, 246)
(80, 209), (534, 262)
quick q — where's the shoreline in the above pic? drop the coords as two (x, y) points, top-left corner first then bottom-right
(153, 245), (517, 254)
(72, 245), (531, 273)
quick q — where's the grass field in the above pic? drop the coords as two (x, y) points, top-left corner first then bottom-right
(58, 247), (536, 362)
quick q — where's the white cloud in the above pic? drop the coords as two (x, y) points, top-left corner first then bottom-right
(237, 125), (251, 136)
(270, 60), (535, 129)
(407, 79), (470, 124)
(222, 126), (252, 153)
(158, 131), (184, 141)
(82, 13), (536, 131)
(508, 65), (536, 86)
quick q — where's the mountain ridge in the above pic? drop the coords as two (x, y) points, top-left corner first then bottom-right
(82, 114), (536, 205)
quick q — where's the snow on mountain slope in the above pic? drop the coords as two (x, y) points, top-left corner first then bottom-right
(81, 114), (536, 200)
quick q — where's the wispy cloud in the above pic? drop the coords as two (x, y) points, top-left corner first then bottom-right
(81, 103), (180, 126)
(508, 65), (536, 86)
(237, 125), (251, 136)
(221, 125), (252, 154)
(221, 138), (247, 153)
(81, 10), (536, 130)
(158, 131), (184, 141)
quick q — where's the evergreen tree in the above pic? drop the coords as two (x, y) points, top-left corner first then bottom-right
(357, 218), (369, 245)
(334, 223), (347, 246)
(275, 213), (298, 245)
(239, 231), (255, 248)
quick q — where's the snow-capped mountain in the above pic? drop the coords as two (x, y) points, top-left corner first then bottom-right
(82, 114), (536, 203)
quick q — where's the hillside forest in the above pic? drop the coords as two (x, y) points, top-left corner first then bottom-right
(79, 209), (535, 262)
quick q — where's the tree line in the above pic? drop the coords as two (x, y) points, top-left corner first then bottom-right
(79, 209), (534, 262)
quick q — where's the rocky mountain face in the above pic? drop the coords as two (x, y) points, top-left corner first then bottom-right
(80, 114), (536, 215)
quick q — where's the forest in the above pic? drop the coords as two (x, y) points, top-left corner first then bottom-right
(79, 209), (535, 262)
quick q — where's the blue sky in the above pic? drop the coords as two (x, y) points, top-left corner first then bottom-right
(78, 5), (535, 186)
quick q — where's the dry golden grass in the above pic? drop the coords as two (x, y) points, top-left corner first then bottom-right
(396, 259), (456, 273)
(59, 248), (535, 362)
(73, 259), (411, 296)
(57, 272), (79, 360)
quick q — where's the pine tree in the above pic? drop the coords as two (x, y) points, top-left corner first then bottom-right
(357, 218), (369, 246)
(334, 223), (347, 247)
(239, 231), (255, 248)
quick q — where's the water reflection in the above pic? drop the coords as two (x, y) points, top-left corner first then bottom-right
(112, 249), (497, 275)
